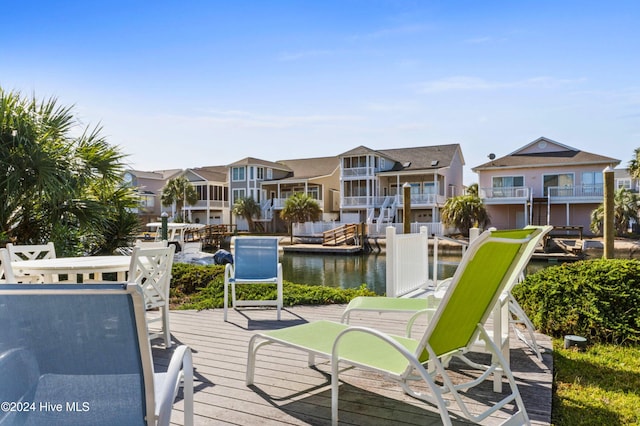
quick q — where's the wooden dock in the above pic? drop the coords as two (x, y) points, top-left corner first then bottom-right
(153, 304), (552, 425)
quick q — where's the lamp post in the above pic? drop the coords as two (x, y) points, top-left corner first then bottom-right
(161, 211), (168, 241)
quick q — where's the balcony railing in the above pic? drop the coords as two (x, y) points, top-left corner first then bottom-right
(342, 194), (444, 208)
(479, 185), (604, 202)
(480, 186), (530, 199)
(547, 185), (603, 199)
(341, 167), (376, 177)
(192, 200), (227, 209)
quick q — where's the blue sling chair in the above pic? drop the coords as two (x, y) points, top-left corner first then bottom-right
(0, 283), (193, 426)
(246, 228), (542, 426)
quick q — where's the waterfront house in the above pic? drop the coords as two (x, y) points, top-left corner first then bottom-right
(227, 157), (293, 231)
(123, 169), (182, 224)
(472, 137), (620, 234)
(261, 156), (341, 231)
(339, 144), (465, 235)
(227, 156), (340, 232)
(182, 166), (230, 225)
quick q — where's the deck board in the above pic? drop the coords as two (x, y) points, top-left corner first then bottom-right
(152, 304), (552, 425)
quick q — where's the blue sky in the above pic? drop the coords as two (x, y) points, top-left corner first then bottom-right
(2, 1), (639, 184)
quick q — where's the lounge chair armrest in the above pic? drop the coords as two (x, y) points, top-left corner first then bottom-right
(155, 345), (194, 426)
(406, 307), (438, 337)
(224, 263), (234, 279)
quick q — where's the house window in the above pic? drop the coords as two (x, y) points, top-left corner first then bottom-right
(492, 176), (524, 188)
(617, 178), (632, 190)
(196, 185), (207, 201)
(343, 180), (367, 196)
(232, 167), (245, 181)
(423, 182), (436, 194)
(343, 156), (367, 169)
(232, 189), (246, 203)
(543, 173), (574, 196)
(308, 186), (320, 200)
(256, 167), (264, 180)
(140, 194), (155, 208)
(582, 171), (603, 194)
(209, 185), (226, 201)
(249, 167), (254, 180)
(266, 168), (272, 179)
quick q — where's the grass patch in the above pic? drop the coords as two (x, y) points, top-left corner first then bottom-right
(553, 339), (640, 425)
(169, 263), (376, 310)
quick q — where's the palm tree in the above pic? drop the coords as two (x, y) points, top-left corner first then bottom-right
(280, 193), (321, 243)
(590, 188), (640, 236)
(628, 147), (640, 179)
(466, 183), (479, 197)
(161, 176), (198, 222)
(232, 197), (261, 232)
(440, 194), (490, 236)
(0, 87), (133, 255)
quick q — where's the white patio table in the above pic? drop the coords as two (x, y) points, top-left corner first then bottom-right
(12, 255), (131, 283)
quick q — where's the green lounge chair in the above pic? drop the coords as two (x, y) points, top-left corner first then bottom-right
(342, 225), (553, 364)
(246, 228), (541, 425)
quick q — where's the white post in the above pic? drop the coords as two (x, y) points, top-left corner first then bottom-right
(469, 227), (480, 243)
(385, 226), (396, 297)
(420, 226), (430, 286)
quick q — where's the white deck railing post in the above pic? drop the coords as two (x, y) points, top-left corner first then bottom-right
(385, 225), (429, 297)
(385, 226), (396, 297)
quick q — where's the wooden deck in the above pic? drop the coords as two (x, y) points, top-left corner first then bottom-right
(152, 305), (553, 425)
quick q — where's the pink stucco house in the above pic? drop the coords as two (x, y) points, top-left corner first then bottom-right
(472, 137), (620, 235)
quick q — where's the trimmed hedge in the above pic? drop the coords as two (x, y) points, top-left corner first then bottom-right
(512, 259), (640, 344)
(169, 263), (377, 311)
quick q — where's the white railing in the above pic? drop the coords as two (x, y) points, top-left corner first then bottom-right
(342, 167), (375, 177)
(480, 186), (530, 199)
(548, 185), (603, 199)
(385, 226), (431, 297)
(367, 222), (443, 237)
(292, 220), (445, 237)
(192, 200), (227, 208)
(341, 195), (387, 207)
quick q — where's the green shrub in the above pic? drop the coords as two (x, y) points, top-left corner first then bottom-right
(169, 263), (377, 311)
(512, 259), (640, 344)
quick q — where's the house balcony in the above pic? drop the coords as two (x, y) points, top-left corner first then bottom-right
(341, 194), (445, 209)
(480, 186), (530, 205)
(190, 200), (227, 209)
(547, 185), (604, 203)
(270, 197), (323, 210)
(341, 167), (377, 178)
(480, 185), (604, 205)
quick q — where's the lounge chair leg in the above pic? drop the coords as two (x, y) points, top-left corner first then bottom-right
(163, 305), (171, 348)
(246, 335), (257, 386)
(331, 360), (340, 426)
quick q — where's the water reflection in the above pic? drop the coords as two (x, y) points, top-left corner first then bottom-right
(281, 252), (461, 295)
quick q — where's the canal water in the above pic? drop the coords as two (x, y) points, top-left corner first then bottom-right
(281, 252), (463, 295)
